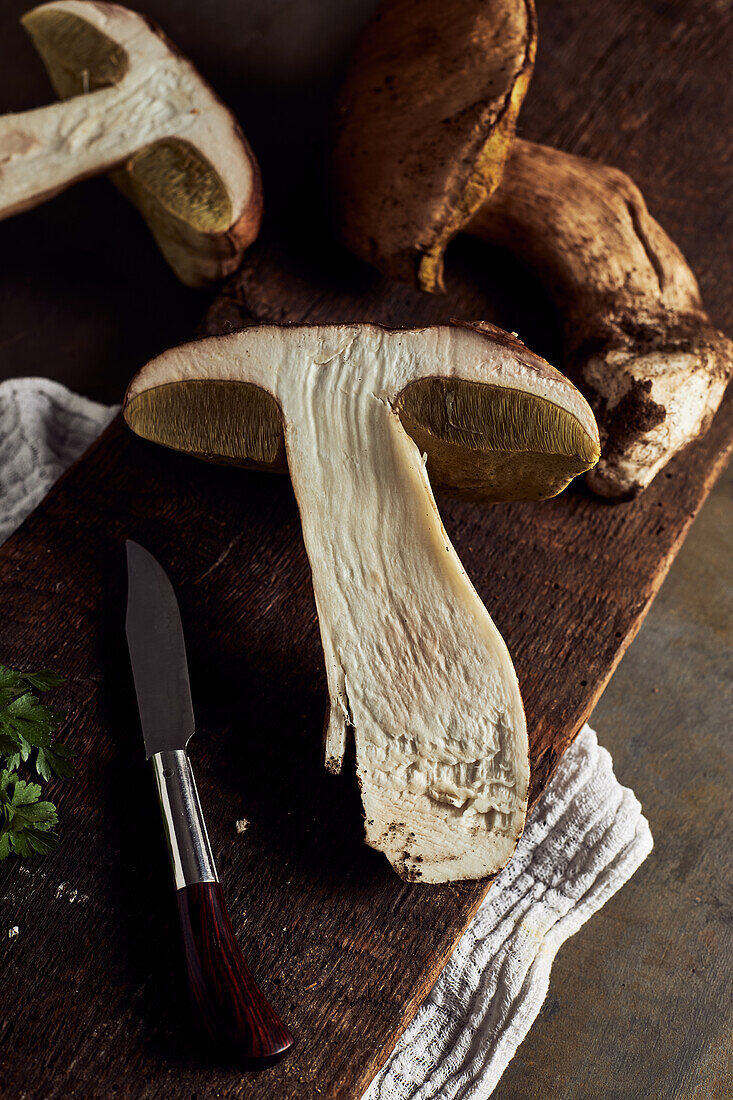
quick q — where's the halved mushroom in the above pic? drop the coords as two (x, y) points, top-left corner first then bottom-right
(124, 322), (600, 883)
(0, 1), (262, 285)
(332, 0), (536, 292)
(333, 0), (732, 498)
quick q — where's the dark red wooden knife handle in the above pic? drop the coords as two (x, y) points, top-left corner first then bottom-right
(176, 881), (294, 1062)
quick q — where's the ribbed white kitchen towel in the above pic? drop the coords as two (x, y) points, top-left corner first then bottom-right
(0, 377), (653, 1099)
(0, 377), (118, 544)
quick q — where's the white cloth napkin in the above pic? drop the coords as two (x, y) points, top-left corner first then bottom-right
(0, 377), (118, 544)
(0, 376), (653, 1098)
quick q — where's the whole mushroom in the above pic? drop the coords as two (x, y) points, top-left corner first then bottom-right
(333, 0), (733, 498)
(467, 141), (733, 498)
(124, 321), (600, 883)
(0, 1), (262, 286)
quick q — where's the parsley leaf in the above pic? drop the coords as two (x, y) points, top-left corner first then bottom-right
(0, 769), (59, 858)
(0, 666), (73, 860)
(36, 743), (75, 781)
(24, 670), (66, 692)
(2, 694), (57, 749)
(0, 666), (24, 693)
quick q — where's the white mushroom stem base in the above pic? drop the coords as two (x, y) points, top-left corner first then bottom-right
(281, 336), (528, 883)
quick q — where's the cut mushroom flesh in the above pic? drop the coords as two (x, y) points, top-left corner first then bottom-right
(0, 1), (262, 285)
(125, 323), (599, 883)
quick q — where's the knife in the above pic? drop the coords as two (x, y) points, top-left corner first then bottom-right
(125, 539), (294, 1062)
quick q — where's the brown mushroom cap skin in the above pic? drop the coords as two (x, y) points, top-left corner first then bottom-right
(332, 0), (536, 293)
(2, 1), (262, 286)
(468, 141), (733, 498)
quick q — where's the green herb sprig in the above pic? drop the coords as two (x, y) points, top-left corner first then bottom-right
(0, 666), (73, 860)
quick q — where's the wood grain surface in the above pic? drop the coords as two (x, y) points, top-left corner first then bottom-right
(0, 1), (730, 1098)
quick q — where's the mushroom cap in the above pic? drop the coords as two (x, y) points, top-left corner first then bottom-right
(332, 0), (536, 293)
(22, 0), (262, 286)
(124, 321), (599, 502)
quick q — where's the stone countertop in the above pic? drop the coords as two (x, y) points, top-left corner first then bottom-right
(498, 459), (732, 1099)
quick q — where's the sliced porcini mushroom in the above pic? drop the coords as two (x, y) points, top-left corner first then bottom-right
(124, 322), (599, 883)
(332, 0), (536, 293)
(333, 0), (732, 498)
(467, 142), (733, 498)
(0, 1), (262, 285)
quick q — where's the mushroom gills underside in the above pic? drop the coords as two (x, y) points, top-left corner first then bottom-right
(123, 379), (286, 471)
(398, 376), (599, 499)
(22, 8), (129, 94)
(125, 373), (598, 492)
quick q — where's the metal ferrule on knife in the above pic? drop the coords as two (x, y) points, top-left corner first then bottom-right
(150, 748), (217, 890)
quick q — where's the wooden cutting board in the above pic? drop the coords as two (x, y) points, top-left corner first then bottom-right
(0, 306), (729, 1100)
(1, 2), (731, 1098)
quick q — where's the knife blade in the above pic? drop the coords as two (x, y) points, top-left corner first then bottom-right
(125, 539), (195, 758)
(125, 540), (294, 1062)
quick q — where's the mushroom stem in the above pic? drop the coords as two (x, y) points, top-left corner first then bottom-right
(467, 139), (733, 497)
(1, 81), (168, 219)
(280, 342), (528, 882)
